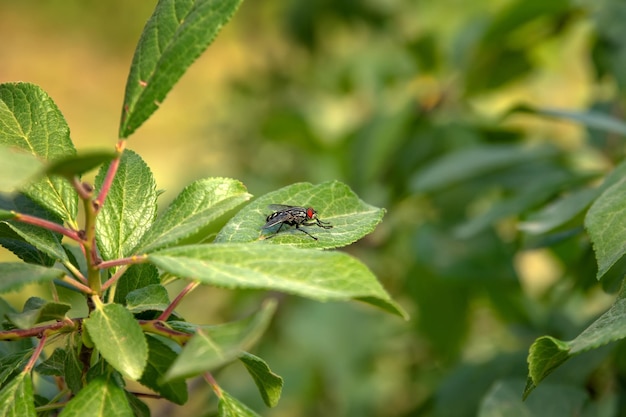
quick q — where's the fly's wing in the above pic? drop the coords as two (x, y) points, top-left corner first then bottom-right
(267, 204), (296, 211)
(262, 210), (293, 229)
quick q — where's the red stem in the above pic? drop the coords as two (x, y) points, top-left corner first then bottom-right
(98, 255), (148, 271)
(204, 372), (222, 398)
(13, 213), (82, 242)
(158, 281), (199, 321)
(24, 334), (47, 373)
(94, 139), (126, 211)
(0, 319), (79, 341)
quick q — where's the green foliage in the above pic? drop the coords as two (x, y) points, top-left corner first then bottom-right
(0, 0), (402, 414)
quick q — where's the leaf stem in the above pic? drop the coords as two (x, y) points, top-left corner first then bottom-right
(97, 255), (148, 271)
(94, 140), (126, 211)
(158, 281), (199, 321)
(62, 260), (88, 285)
(0, 319), (79, 341)
(60, 276), (95, 295)
(24, 333), (47, 373)
(12, 213), (82, 242)
(204, 373), (223, 398)
(138, 320), (193, 345)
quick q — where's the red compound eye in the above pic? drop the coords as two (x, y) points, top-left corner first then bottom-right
(306, 208), (315, 218)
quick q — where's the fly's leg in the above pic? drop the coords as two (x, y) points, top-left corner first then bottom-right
(263, 222), (284, 239)
(302, 219), (333, 229)
(294, 224), (318, 240)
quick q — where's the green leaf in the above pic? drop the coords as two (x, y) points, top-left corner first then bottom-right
(113, 263), (160, 305)
(0, 82), (77, 222)
(525, 287), (626, 398)
(64, 335), (84, 393)
(0, 145), (42, 192)
(84, 303), (148, 380)
(119, 0), (245, 137)
(585, 178), (626, 279)
(216, 181), (385, 249)
(511, 104), (626, 136)
(136, 177), (252, 253)
(35, 348), (66, 377)
(163, 299), (276, 381)
(239, 352), (283, 408)
(59, 375), (133, 417)
(124, 392), (151, 417)
(148, 243), (407, 319)
(95, 150), (157, 261)
(218, 390), (261, 417)
(0, 350), (32, 386)
(126, 284), (170, 314)
(6, 297), (71, 329)
(410, 145), (555, 192)
(139, 336), (188, 405)
(0, 190), (68, 265)
(480, 379), (588, 417)
(46, 151), (117, 179)
(0, 263), (64, 293)
(518, 188), (599, 234)
(0, 371), (35, 417)
(0, 210), (15, 221)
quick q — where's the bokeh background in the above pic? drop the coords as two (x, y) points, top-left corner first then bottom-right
(2, 0), (626, 416)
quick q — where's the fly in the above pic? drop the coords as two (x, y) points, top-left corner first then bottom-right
(262, 204), (332, 240)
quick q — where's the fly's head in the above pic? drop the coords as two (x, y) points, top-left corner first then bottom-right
(306, 207), (317, 220)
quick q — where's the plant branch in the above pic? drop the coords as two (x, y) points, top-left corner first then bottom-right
(60, 276), (95, 295)
(139, 320), (193, 345)
(204, 372), (223, 398)
(0, 319), (79, 341)
(158, 281), (199, 321)
(12, 213), (82, 242)
(24, 334), (47, 373)
(93, 139), (126, 211)
(62, 260), (88, 285)
(98, 255), (148, 271)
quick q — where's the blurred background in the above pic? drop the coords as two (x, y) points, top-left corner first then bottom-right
(2, 0), (626, 415)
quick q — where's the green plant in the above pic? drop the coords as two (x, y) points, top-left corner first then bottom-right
(0, 1), (405, 415)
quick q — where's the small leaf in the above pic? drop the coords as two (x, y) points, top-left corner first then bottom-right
(114, 263), (160, 305)
(0, 263), (64, 293)
(0, 194), (68, 264)
(410, 145), (555, 192)
(519, 188), (599, 234)
(525, 289), (626, 397)
(95, 150), (157, 261)
(585, 178), (626, 279)
(35, 348), (66, 377)
(216, 181), (385, 249)
(126, 284), (171, 314)
(481, 379), (588, 417)
(0, 371), (35, 417)
(139, 336), (188, 405)
(148, 243), (407, 319)
(84, 303), (148, 380)
(218, 390), (261, 417)
(136, 177), (252, 253)
(64, 336), (84, 394)
(58, 375), (133, 417)
(0, 82), (78, 222)
(511, 104), (626, 136)
(0, 350), (32, 386)
(6, 297), (71, 329)
(163, 299), (276, 382)
(46, 151), (117, 179)
(120, 0), (245, 137)
(0, 145), (42, 192)
(239, 352), (283, 408)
